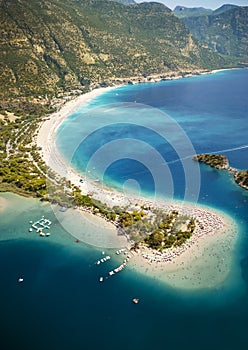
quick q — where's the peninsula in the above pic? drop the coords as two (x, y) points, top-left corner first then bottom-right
(193, 153), (248, 191)
(0, 0), (243, 289)
(0, 82), (239, 290)
(33, 86), (237, 280)
(193, 154), (229, 169)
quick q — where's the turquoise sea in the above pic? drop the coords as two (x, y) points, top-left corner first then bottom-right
(1, 69), (248, 350)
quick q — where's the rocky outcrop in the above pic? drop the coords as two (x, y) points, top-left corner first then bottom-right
(234, 170), (248, 190)
(193, 154), (229, 170)
(194, 153), (248, 191)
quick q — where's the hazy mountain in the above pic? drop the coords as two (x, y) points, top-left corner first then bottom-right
(173, 6), (212, 18)
(116, 0), (136, 4)
(100, 0), (136, 4)
(174, 4), (239, 18)
(182, 6), (248, 60)
(213, 4), (239, 15)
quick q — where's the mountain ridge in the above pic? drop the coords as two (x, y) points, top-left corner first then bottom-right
(174, 5), (212, 18)
(0, 0), (238, 104)
(173, 3), (240, 18)
(182, 6), (248, 60)
(213, 4), (239, 15)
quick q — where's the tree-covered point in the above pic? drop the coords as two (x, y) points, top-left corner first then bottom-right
(194, 154), (248, 192)
(118, 207), (197, 250)
(193, 154), (229, 169)
(145, 214), (196, 250)
(235, 170), (248, 190)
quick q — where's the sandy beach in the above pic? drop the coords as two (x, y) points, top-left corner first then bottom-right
(0, 197), (8, 212)
(36, 84), (239, 289)
(128, 213), (238, 290)
(36, 86), (117, 193)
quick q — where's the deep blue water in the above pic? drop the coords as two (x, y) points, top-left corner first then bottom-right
(1, 69), (248, 350)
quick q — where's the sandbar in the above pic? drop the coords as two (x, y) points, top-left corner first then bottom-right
(54, 206), (128, 248)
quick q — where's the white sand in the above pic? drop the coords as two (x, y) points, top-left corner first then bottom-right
(36, 86), (117, 194)
(0, 197), (8, 212)
(36, 85), (240, 289)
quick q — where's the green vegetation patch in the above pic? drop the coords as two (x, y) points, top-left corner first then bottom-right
(193, 154), (229, 169)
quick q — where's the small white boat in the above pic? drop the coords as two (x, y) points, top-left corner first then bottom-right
(99, 277), (104, 282)
(45, 233), (51, 237)
(18, 278), (24, 283)
(29, 228), (33, 232)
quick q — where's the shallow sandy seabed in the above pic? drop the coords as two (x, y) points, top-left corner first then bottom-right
(54, 207), (128, 249)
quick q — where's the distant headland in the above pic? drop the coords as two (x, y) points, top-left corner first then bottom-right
(193, 154), (248, 191)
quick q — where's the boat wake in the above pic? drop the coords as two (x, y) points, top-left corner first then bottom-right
(115, 145), (248, 179)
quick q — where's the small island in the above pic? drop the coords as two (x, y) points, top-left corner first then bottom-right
(194, 153), (248, 191)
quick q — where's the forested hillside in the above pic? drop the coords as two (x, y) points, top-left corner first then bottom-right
(182, 6), (248, 60)
(0, 0), (234, 101)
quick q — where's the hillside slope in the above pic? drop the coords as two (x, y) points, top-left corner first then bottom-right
(173, 4), (239, 18)
(182, 6), (248, 60)
(173, 6), (212, 18)
(0, 0), (234, 100)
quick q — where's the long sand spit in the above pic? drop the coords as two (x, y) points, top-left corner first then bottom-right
(36, 86), (239, 290)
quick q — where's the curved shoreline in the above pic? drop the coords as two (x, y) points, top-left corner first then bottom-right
(36, 81), (239, 289)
